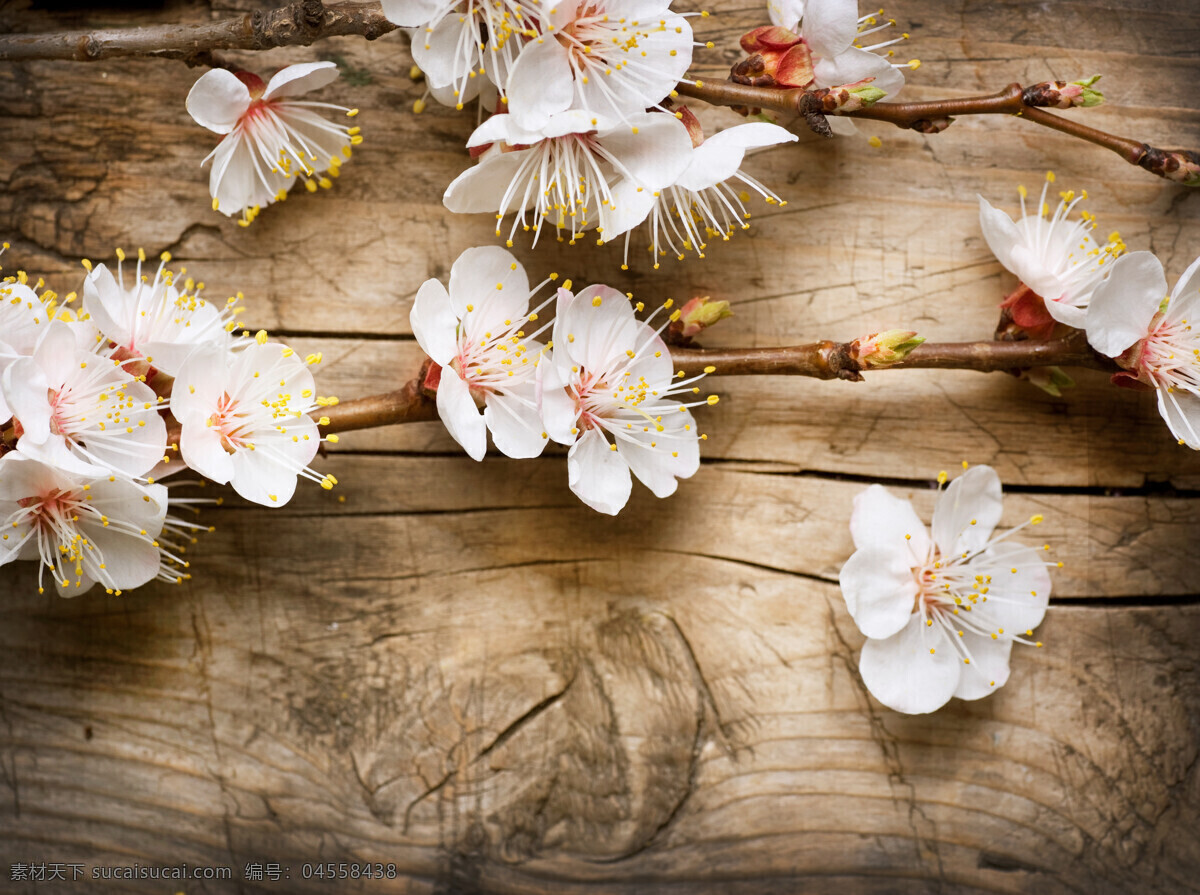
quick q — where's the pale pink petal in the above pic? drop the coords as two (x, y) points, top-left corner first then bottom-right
(1157, 387), (1200, 449)
(560, 285), (641, 372)
(484, 387), (547, 459)
(538, 364), (579, 446)
(567, 426), (632, 515)
(179, 423), (235, 485)
(932, 465), (1003, 558)
(814, 46), (904, 96)
(768, 0), (804, 29)
(436, 367), (487, 461)
(677, 123), (796, 191)
(603, 178), (657, 240)
(1085, 251), (1168, 357)
(186, 69), (252, 135)
(839, 547), (918, 640)
(976, 541), (1051, 633)
(506, 38), (574, 130)
(380, 0), (447, 27)
(849, 484), (930, 564)
(228, 443), (302, 506)
(597, 114), (692, 191)
(978, 196), (1021, 272)
(858, 614), (961, 714)
(444, 151), (533, 214)
(801, 0), (858, 58)
(410, 278), (459, 366)
(263, 61), (339, 100)
(448, 245), (530, 326)
(617, 438), (679, 499)
(1165, 253), (1200, 324)
(951, 632), (1013, 701)
(2, 356), (51, 443)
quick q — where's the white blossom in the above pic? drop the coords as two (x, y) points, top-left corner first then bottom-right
(444, 109), (692, 247)
(839, 466), (1052, 714)
(410, 246), (555, 460)
(0, 453), (171, 596)
(979, 175), (1125, 328)
(504, 0), (694, 131)
(83, 249), (237, 378)
(186, 62), (360, 225)
(540, 285), (712, 514)
(3, 321), (167, 480)
(1085, 251), (1200, 448)
(623, 114), (796, 269)
(171, 340), (333, 506)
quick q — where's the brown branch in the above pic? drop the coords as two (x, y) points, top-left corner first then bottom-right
(305, 337), (1114, 436)
(677, 79), (1200, 186)
(0, 0), (396, 64)
(5, 3), (1194, 185)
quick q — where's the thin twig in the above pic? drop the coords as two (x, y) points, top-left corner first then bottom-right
(312, 337), (1114, 435)
(0, 0), (396, 65)
(3, 3), (1194, 184)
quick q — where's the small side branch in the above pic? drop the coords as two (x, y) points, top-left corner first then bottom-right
(307, 337), (1115, 437)
(0, 1), (397, 64)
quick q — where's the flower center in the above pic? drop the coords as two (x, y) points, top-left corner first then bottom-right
(1138, 313), (1200, 392)
(207, 392), (251, 453)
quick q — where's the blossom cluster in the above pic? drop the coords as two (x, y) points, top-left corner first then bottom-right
(0, 246), (336, 596)
(411, 246), (716, 514)
(382, 0), (911, 267)
(980, 173), (1200, 448)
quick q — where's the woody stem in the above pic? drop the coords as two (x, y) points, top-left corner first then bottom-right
(310, 336), (1114, 435)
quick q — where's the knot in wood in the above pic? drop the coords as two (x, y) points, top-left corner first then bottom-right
(299, 0), (326, 33)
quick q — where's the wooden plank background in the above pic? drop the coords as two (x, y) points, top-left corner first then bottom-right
(1, 0), (1199, 892)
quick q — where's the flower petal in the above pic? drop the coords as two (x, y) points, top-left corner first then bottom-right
(186, 69), (251, 134)
(849, 484), (930, 564)
(839, 547), (918, 639)
(1166, 253), (1200, 324)
(858, 614), (961, 714)
(932, 465), (1003, 558)
(801, 0), (859, 59)
(263, 61), (340, 101)
(444, 150), (534, 214)
(676, 123), (796, 191)
(484, 387), (548, 459)
(597, 114), (693, 191)
(978, 196), (1021, 272)
(568, 427), (632, 515)
(179, 421), (236, 485)
(380, 0), (447, 27)
(410, 278), (459, 366)
(814, 46), (904, 96)
(1157, 386), (1200, 449)
(436, 366), (487, 461)
(977, 541), (1051, 633)
(506, 38), (574, 131)
(449, 246), (532, 337)
(951, 632), (1013, 701)
(1085, 251), (1168, 357)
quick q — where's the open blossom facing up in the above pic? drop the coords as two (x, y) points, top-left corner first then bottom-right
(839, 465), (1052, 714)
(503, 0), (695, 131)
(1085, 252), (1200, 448)
(624, 111), (797, 268)
(172, 340), (334, 507)
(410, 246), (554, 460)
(83, 250), (237, 378)
(540, 285), (712, 514)
(980, 174), (1125, 330)
(445, 109), (692, 247)
(382, 0), (538, 110)
(186, 62), (361, 225)
(0, 453), (171, 596)
(4, 321), (167, 479)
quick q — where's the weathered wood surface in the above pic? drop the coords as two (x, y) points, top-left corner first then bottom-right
(1, 0), (1199, 892)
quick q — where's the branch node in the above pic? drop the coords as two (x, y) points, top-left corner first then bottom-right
(1136, 144), (1200, 187)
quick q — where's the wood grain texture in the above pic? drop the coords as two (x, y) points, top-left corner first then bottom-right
(1, 0), (1199, 892)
